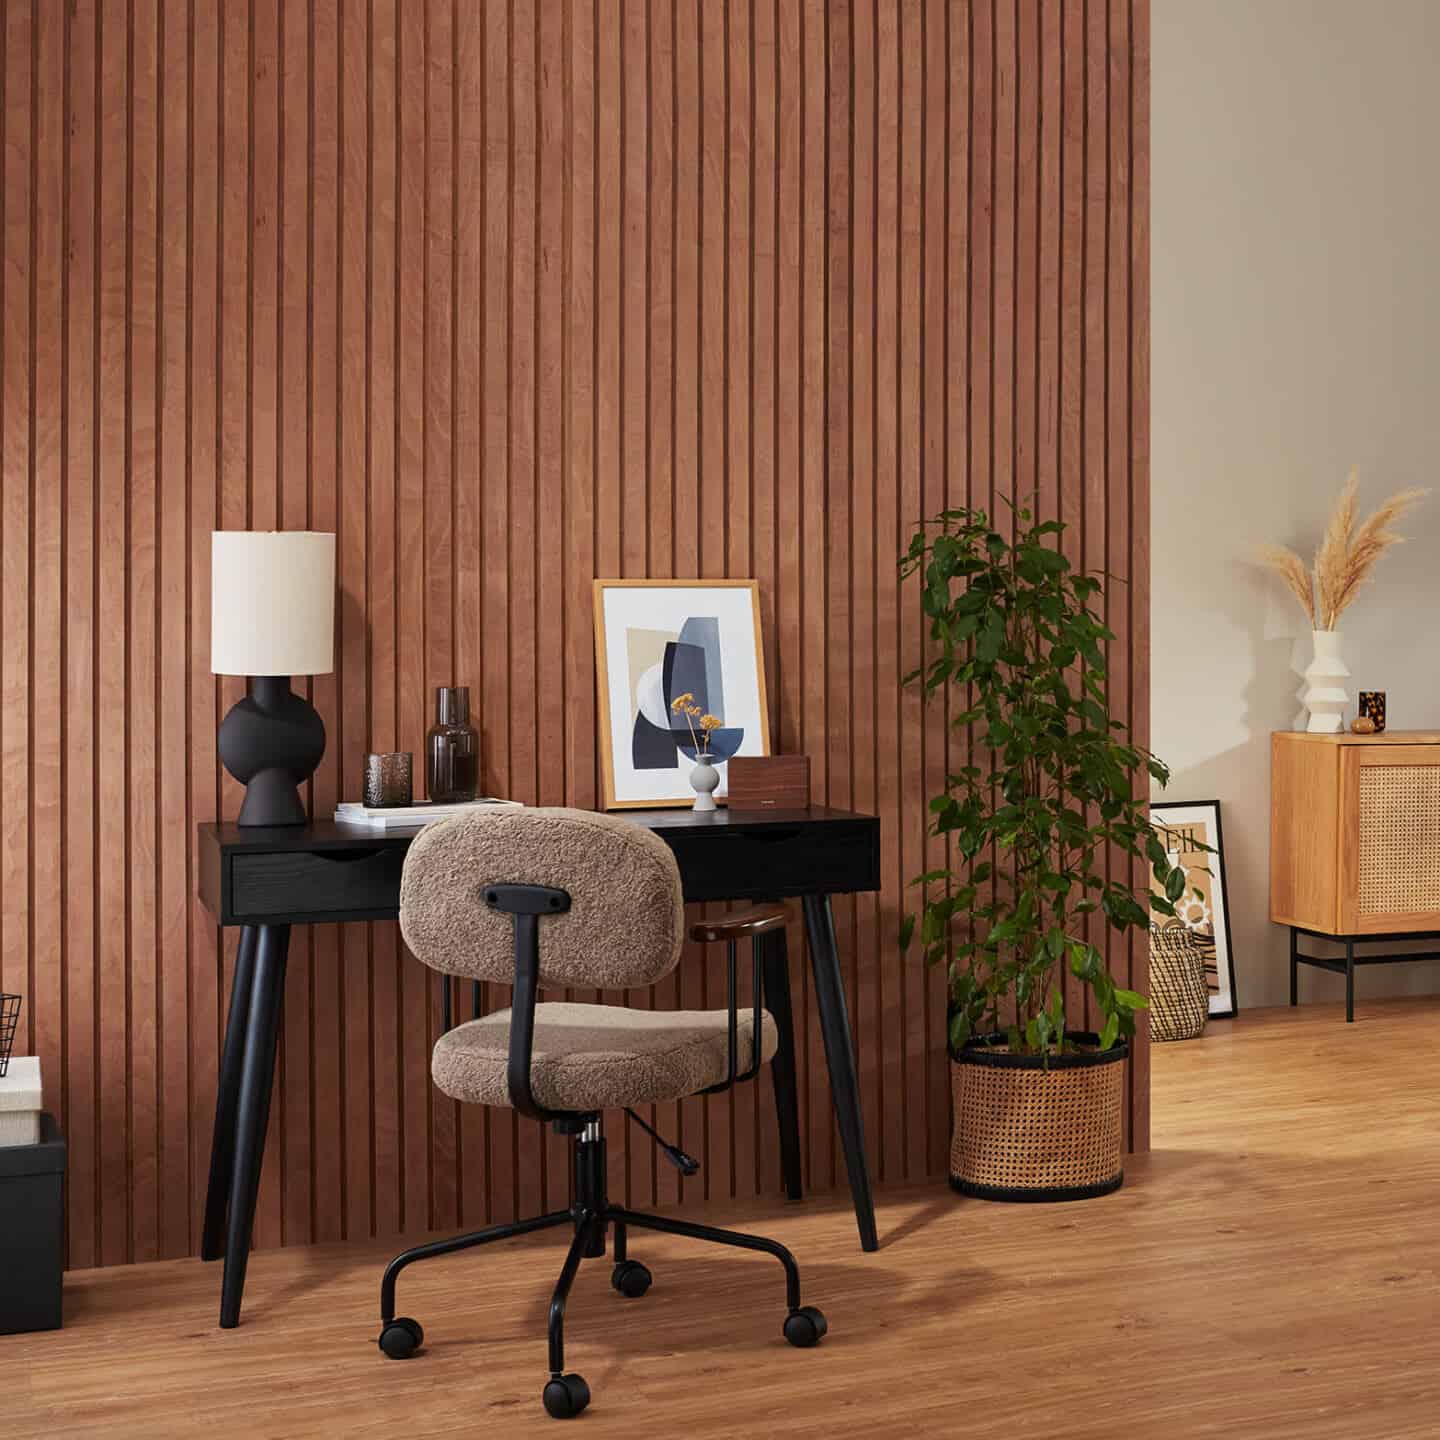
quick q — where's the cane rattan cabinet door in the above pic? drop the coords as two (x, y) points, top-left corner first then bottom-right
(1271, 731), (1440, 937)
(1338, 742), (1440, 933)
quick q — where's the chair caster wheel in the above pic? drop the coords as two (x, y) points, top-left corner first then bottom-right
(542, 1372), (591, 1419)
(611, 1259), (652, 1298)
(377, 1316), (424, 1359)
(783, 1305), (828, 1348)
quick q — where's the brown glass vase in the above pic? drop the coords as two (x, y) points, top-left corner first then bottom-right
(425, 686), (479, 803)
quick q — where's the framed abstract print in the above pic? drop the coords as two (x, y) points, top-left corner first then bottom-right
(1151, 800), (1238, 1018)
(593, 580), (771, 810)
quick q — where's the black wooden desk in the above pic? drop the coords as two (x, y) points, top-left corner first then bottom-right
(197, 806), (881, 1327)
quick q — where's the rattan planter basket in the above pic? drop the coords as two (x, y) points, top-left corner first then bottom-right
(950, 1032), (1127, 1202)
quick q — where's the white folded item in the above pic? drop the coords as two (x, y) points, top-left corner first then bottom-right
(334, 798), (522, 828)
(0, 1055), (41, 1148)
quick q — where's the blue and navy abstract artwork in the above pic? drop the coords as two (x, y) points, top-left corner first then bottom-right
(629, 615), (745, 769)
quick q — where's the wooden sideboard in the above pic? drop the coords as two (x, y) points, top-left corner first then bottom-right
(1272, 731), (1440, 1020)
(1271, 731), (1440, 936)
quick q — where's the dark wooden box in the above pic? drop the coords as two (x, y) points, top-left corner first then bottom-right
(726, 755), (810, 810)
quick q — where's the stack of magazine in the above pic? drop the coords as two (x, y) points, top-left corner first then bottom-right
(334, 797), (522, 830)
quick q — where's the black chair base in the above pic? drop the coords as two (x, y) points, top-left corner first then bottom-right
(376, 1114), (827, 1418)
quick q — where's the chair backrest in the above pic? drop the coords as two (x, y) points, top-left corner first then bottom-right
(399, 807), (686, 989)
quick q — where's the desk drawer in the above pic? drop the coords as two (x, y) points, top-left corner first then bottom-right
(230, 846), (406, 921)
(668, 818), (880, 903)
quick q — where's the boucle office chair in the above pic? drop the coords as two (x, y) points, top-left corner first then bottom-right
(378, 807), (828, 1420)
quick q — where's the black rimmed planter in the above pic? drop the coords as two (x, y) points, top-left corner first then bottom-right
(949, 1032), (1127, 1202)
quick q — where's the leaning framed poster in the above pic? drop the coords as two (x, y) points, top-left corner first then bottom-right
(1151, 800), (1237, 1018)
(593, 580), (771, 810)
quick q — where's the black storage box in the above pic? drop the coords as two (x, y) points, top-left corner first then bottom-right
(0, 1112), (65, 1333)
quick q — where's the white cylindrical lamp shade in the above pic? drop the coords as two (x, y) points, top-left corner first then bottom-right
(211, 530), (336, 677)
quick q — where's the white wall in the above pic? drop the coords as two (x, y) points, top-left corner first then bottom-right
(1153, 0), (1440, 1009)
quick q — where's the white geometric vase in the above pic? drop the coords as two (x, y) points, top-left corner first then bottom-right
(1303, 629), (1349, 733)
(688, 753), (720, 812)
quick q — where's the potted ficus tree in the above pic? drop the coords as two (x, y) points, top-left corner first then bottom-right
(900, 502), (1187, 1201)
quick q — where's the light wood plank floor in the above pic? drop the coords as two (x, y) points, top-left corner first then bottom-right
(10, 1000), (1440, 1438)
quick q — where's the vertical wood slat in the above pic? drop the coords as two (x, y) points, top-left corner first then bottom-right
(96, 0), (130, 1268)
(367, 0), (399, 1241)
(395, 0), (430, 1240)
(277, 0), (312, 1249)
(453, 0), (486, 1229)
(0, 0), (1150, 1266)
(308, 0), (344, 1249)
(32, 0), (66, 1263)
(65, 0), (100, 1272)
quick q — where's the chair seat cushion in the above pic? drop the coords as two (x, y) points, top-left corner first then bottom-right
(432, 1002), (779, 1112)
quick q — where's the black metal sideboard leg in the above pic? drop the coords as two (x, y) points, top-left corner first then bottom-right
(219, 922), (291, 1328)
(756, 928), (803, 1202)
(1345, 938), (1355, 1023)
(1289, 927), (1298, 1008)
(201, 925), (259, 1262)
(802, 894), (878, 1252)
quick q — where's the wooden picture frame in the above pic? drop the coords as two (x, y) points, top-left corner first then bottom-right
(1151, 799), (1238, 1018)
(593, 579), (771, 810)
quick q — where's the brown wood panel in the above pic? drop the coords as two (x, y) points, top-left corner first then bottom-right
(31, 0), (64, 1242)
(1, 0), (1151, 1266)
(156, 0), (190, 1263)
(65, 0), (101, 1271)
(308, 0), (344, 1250)
(277, 0), (313, 1251)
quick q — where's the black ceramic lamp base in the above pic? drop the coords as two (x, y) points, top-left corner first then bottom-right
(218, 675), (326, 827)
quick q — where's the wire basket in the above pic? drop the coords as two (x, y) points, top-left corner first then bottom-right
(0, 993), (19, 1077)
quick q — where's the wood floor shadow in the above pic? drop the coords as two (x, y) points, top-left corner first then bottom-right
(878, 1190), (958, 1249)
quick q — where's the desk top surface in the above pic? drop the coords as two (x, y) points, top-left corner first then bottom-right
(200, 804), (877, 853)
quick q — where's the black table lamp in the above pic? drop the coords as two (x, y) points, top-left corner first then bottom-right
(212, 530), (336, 826)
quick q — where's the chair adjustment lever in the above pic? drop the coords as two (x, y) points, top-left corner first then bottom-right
(623, 1108), (700, 1177)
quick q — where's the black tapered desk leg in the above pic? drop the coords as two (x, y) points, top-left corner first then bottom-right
(1289, 928), (1298, 1008)
(756, 928), (803, 1202)
(219, 922), (291, 1328)
(201, 925), (259, 1262)
(1345, 938), (1355, 1023)
(802, 894), (878, 1252)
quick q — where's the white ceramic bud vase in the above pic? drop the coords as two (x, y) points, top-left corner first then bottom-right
(689, 753), (720, 812)
(1303, 629), (1350, 733)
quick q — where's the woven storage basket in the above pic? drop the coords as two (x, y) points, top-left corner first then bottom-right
(1148, 924), (1209, 1043)
(950, 1032), (1126, 1201)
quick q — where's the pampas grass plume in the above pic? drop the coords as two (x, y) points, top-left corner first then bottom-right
(1261, 472), (1427, 631)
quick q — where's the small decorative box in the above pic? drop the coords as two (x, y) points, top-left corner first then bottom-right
(726, 755), (811, 810)
(0, 1056), (42, 1149)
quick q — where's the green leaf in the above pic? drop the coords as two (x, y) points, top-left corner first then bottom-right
(948, 1012), (972, 1054)
(911, 869), (952, 886)
(898, 914), (916, 952)
(1099, 1013), (1120, 1051)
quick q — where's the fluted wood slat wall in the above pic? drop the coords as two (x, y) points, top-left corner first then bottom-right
(0, 0), (1149, 1267)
